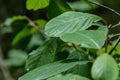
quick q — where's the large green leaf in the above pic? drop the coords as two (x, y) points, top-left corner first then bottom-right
(45, 11), (102, 37)
(25, 38), (57, 70)
(91, 54), (119, 80)
(19, 61), (88, 80)
(60, 30), (106, 49)
(47, 74), (89, 80)
(48, 0), (72, 19)
(26, 0), (49, 10)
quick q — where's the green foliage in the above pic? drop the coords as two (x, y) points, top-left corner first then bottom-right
(12, 27), (32, 49)
(35, 19), (47, 29)
(25, 38), (58, 70)
(66, 50), (92, 78)
(45, 11), (102, 37)
(45, 11), (107, 49)
(48, 0), (72, 19)
(47, 74), (89, 80)
(61, 30), (107, 49)
(26, 0), (49, 10)
(68, 0), (96, 11)
(91, 54), (119, 80)
(18, 0), (120, 80)
(0, 0), (120, 80)
(19, 61), (88, 80)
(4, 49), (28, 67)
(12, 16), (27, 22)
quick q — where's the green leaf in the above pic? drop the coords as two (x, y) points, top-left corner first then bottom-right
(54, 50), (69, 61)
(45, 11), (102, 37)
(47, 74), (89, 80)
(65, 63), (92, 78)
(11, 20), (27, 34)
(19, 61), (88, 80)
(68, 0), (96, 11)
(4, 49), (28, 67)
(12, 15), (27, 22)
(4, 18), (13, 26)
(26, 34), (43, 50)
(48, 0), (72, 19)
(66, 50), (91, 78)
(35, 19), (47, 29)
(12, 27), (32, 49)
(91, 54), (119, 80)
(25, 38), (58, 70)
(60, 30), (106, 49)
(26, 0), (49, 10)
(67, 50), (88, 60)
(97, 44), (120, 56)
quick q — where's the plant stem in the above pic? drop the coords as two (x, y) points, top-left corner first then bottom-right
(109, 33), (120, 40)
(105, 25), (111, 52)
(27, 18), (46, 40)
(27, 18), (41, 30)
(111, 23), (120, 28)
(109, 36), (120, 54)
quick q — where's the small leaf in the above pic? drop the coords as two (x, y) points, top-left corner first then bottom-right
(19, 61), (88, 80)
(47, 74), (89, 80)
(91, 54), (119, 80)
(45, 11), (102, 37)
(26, 0), (49, 10)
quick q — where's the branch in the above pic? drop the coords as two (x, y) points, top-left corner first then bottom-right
(87, 0), (120, 16)
(109, 33), (120, 40)
(27, 18), (41, 30)
(105, 24), (112, 52)
(111, 23), (120, 28)
(27, 18), (46, 40)
(109, 36), (120, 54)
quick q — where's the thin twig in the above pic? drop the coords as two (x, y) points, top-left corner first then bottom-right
(27, 18), (46, 40)
(27, 18), (41, 30)
(0, 47), (14, 80)
(105, 24), (112, 52)
(87, 0), (120, 16)
(111, 23), (120, 29)
(109, 33), (120, 40)
(109, 36), (120, 54)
